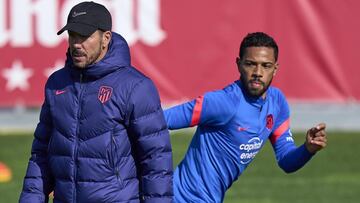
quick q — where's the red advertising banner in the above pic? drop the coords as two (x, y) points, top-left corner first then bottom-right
(0, 0), (359, 107)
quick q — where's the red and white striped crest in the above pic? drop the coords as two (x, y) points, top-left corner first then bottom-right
(266, 114), (274, 130)
(98, 86), (113, 104)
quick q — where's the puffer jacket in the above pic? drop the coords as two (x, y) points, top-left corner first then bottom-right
(20, 32), (173, 203)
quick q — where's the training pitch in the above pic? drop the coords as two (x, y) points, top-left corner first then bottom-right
(0, 131), (359, 203)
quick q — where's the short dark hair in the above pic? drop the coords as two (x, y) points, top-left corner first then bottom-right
(239, 32), (279, 61)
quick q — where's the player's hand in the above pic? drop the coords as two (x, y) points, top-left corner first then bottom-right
(305, 123), (327, 154)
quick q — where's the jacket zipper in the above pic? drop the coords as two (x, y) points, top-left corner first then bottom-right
(73, 72), (84, 202)
(112, 133), (124, 188)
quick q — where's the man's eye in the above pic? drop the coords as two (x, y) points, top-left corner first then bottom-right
(263, 63), (273, 69)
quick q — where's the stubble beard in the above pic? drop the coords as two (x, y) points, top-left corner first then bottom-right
(72, 41), (103, 69)
(241, 76), (273, 98)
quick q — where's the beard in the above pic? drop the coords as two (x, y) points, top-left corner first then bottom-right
(71, 40), (103, 69)
(241, 76), (273, 98)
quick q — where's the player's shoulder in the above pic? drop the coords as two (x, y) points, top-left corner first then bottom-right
(267, 86), (290, 114)
(205, 82), (242, 104)
(224, 81), (245, 104)
(198, 83), (239, 123)
(268, 86), (287, 102)
(202, 82), (241, 117)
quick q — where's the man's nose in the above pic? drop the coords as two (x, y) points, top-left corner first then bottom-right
(252, 65), (263, 77)
(71, 41), (82, 49)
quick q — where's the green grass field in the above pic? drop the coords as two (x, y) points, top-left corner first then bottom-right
(0, 131), (359, 203)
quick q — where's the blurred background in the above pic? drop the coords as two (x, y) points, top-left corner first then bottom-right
(0, 0), (359, 202)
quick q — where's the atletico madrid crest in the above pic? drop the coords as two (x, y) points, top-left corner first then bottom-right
(266, 114), (274, 130)
(98, 86), (113, 104)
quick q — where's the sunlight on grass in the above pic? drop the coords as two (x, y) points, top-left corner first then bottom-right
(0, 131), (359, 203)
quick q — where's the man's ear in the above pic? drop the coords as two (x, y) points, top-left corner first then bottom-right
(273, 62), (279, 76)
(236, 57), (242, 72)
(102, 31), (112, 48)
(236, 57), (241, 66)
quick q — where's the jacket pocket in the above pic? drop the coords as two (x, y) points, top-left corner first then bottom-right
(111, 131), (124, 189)
(47, 131), (54, 153)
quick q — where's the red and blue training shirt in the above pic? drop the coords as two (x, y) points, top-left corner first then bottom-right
(164, 80), (314, 203)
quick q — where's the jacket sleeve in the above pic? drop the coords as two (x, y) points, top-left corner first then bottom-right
(126, 78), (173, 203)
(269, 95), (314, 173)
(19, 87), (54, 202)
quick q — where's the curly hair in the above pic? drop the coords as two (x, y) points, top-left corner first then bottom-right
(239, 32), (279, 61)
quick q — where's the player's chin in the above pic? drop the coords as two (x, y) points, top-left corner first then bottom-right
(247, 87), (265, 97)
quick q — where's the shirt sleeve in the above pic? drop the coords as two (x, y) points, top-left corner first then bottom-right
(127, 78), (173, 203)
(164, 91), (235, 130)
(269, 93), (314, 173)
(20, 85), (54, 203)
